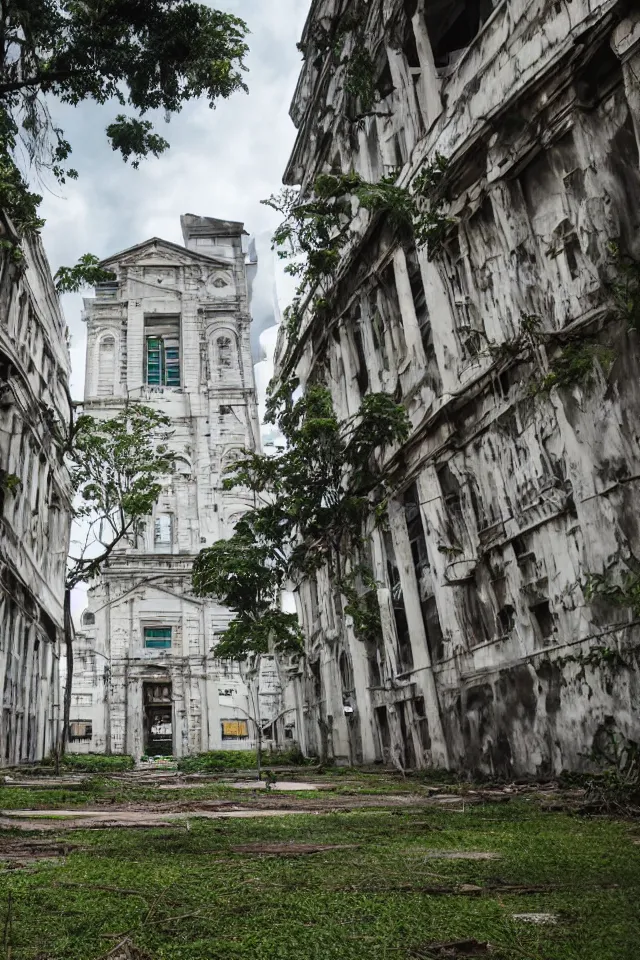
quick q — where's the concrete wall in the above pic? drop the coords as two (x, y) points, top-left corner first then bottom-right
(0, 213), (72, 764)
(275, 1), (640, 775)
(70, 216), (277, 759)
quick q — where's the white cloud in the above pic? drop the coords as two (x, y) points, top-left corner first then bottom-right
(39, 0), (310, 403)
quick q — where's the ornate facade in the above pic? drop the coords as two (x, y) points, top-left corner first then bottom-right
(0, 213), (72, 764)
(275, 1), (640, 774)
(70, 215), (266, 758)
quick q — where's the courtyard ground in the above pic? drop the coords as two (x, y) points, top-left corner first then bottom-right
(0, 768), (636, 959)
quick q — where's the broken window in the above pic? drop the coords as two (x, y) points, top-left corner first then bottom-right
(396, 700), (416, 768)
(375, 705), (391, 756)
(221, 719), (249, 740)
(154, 514), (173, 545)
(145, 316), (180, 387)
(69, 720), (92, 742)
(144, 627), (172, 649)
(413, 696), (431, 751)
(352, 309), (369, 396)
(383, 529), (413, 672)
(462, 579), (492, 647)
(403, 484), (444, 662)
(97, 336), (115, 397)
(408, 245), (443, 394)
(425, 0), (497, 72)
(530, 600), (555, 641)
(217, 336), (233, 367)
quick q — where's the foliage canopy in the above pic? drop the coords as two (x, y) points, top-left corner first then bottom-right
(192, 382), (409, 660)
(0, 0), (248, 256)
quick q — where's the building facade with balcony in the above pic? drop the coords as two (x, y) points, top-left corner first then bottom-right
(70, 215), (274, 758)
(274, 0), (640, 774)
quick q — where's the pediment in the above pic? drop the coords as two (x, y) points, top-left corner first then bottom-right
(101, 237), (231, 270)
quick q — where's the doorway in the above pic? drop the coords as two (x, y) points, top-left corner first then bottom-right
(143, 682), (173, 756)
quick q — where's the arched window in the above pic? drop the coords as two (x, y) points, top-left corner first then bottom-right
(82, 611), (95, 626)
(217, 336), (232, 368)
(97, 336), (115, 396)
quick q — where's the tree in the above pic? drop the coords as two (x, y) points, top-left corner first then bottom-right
(0, 0), (248, 256)
(192, 379), (410, 662)
(61, 401), (176, 754)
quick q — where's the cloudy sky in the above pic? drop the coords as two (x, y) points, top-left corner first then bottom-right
(35, 0), (311, 615)
(39, 0), (310, 406)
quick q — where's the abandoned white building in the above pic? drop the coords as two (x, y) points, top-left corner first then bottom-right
(274, 0), (640, 774)
(70, 215), (278, 758)
(0, 212), (72, 764)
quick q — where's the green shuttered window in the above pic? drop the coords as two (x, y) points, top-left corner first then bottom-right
(144, 627), (172, 649)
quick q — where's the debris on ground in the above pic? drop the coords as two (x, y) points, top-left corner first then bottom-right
(512, 913), (558, 925)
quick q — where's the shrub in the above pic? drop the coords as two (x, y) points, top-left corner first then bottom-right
(177, 748), (313, 773)
(44, 753), (135, 773)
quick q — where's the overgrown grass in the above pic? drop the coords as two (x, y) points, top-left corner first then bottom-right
(177, 748), (313, 773)
(41, 754), (135, 773)
(0, 797), (637, 959)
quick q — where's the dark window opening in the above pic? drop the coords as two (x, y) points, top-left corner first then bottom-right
(376, 60), (394, 100)
(383, 529), (414, 672)
(463, 581), (492, 647)
(497, 604), (515, 635)
(339, 651), (354, 695)
(427, 0), (496, 70)
(530, 600), (555, 640)
(397, 700), (416, 769)
(219, 405), (233, 416)
(353, 321), (369, 396)
(413, 696), (431, 751)
(309, 577), (320, 623)
(145, 316), (180, 387)
(375, 706), (391, 756)
(82, 611), (95, 626)
(310, 659), (322, 704)
(403, 485), (444, 661)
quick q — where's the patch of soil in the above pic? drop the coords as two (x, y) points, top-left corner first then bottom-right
(228, 842), (359, 856)
(410, 939), (492, 957)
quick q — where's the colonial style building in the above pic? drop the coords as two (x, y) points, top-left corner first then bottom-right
(274, 0), (640, 774)
(0, 212), (72, 764)
(70, 215), (270, 758)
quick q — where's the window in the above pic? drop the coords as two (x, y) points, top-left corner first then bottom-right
(144, 627), (172, 649)
(145, 316), (180, 387)
(217, 336), (233, 368)
(221, 719), (249, 740)
(72, 693), (93, 706)
(97, 336), (115, 397)
(69, 720), (92, 742)
(154, 514), (173, 545)
(383, 529), (413, 672)
(404, 484), (444, 661)
(81, 611), (95, 626)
